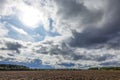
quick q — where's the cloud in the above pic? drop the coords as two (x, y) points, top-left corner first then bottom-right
(53, 0), (120, 49)
(100, 61), (120, 67)
(11, 25), (28, 35)
(0, 38), (34, 62)
(54, 0), (104, 34)
(5, 42), (22, 53)
(0, 0), (15, 16)
(0, 38), (22, 53)
(0, 37), (120, 68)
(0, 0), (120, 68)
(0, 0), (7, 15)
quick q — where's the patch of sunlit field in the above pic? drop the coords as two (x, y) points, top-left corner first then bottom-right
(0, 70), (120, 80)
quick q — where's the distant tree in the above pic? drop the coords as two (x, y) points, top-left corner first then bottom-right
(0, 64), (30, 70)
(89, 67), (120, 70)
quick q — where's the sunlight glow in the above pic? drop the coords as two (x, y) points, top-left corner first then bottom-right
(18, 5), (43, 28)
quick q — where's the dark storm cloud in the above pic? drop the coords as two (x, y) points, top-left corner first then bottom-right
(72, 53), (115, 61)
(72, 54), (91, 61)
(5, 42), (22, 53)
(49, 42), (74, 56)
(55, 0), (120, 48)
(0, 56), (4, 59)
(55, 0), (103, 24)
(0, 39), (23, 54)
(35, 41), (74, 56)
(69, 0), (120, 48)
(69, 29), (109, 48)
(56, 0), (88, 19)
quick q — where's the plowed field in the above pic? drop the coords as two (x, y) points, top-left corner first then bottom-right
(0, 70), (120, 80)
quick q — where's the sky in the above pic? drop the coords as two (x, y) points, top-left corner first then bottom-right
(0, 0), (120, 69)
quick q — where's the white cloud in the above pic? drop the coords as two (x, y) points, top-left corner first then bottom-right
(0, 37), (120, 68)
(11, 25), (28, 35)
(15, 0), (51, 30)
(0, 0), (51, 30)
(0, 0), (16, 16)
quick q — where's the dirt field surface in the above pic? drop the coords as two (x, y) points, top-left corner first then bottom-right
(0, 70), (120, 80)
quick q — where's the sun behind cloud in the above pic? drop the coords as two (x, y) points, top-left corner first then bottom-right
(18, 4), (44, 28)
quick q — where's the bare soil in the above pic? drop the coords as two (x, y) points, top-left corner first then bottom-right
(0, 70), (120, 80)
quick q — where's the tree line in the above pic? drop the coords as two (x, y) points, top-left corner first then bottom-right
(0, 64), (30, 71)
(0, 64), (120, 71)
(89, 67), (120, 70)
